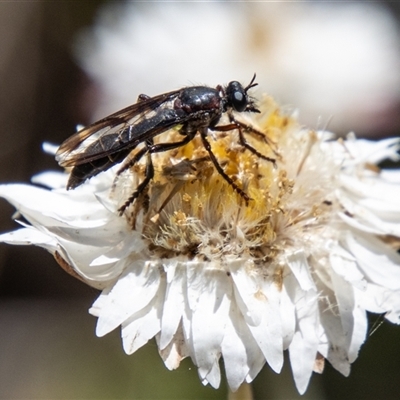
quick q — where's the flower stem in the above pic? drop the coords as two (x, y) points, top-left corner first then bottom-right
(228, 382), (253, 400)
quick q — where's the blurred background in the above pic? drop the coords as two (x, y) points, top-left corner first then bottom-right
(1, 1), (400, 399)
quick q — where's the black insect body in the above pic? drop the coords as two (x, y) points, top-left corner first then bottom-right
(56, 74), (276, 214)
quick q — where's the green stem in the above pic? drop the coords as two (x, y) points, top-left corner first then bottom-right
(228, 382), (253, 400)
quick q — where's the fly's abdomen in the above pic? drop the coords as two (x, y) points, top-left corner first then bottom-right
(67, 149), (131, 189)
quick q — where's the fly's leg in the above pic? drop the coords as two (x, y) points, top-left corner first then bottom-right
(115, 147), (148, 178)
(200, 128), (250, 204)
(116, 131), (196, 179)
(111, 146), (148, 193)
(117, 132), (196, 214)
(236, 125), (276, 166)
(228, 114), (280, 159)
(118, 147), (154, 215)
(210, 120), (276, 168)
(118, 139), (154, 215)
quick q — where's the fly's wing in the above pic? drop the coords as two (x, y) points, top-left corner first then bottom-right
(56, 89), (187, 167)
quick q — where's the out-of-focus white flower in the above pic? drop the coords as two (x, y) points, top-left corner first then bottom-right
(76, 2), (400, 136)
(1, 98), (400, 394)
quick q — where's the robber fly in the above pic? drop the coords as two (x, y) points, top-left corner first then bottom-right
(56, 74), (276, 214)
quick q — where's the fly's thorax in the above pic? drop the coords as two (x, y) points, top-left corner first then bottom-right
(174, 86), (222, 114)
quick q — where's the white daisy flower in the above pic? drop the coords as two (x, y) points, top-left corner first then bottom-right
(1, 98), (400, 394)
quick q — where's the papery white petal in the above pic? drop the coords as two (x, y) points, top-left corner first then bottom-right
(159, 261), (186, 349)
(287, 251), (317, 292)
(0, 184), (111, 228)
(42, 141), (59, 156)
(330, 269), (355, 353)
(285, 263), (319, 394)
(90, 234), (145, 266)
(348, 295), (367, 363)
(246, 347), (268, 384)
(380, 169), (400, 183)
(158, 325), (190, 370)
(187, 262), (231, 381)
(95, 261), (161, 336)
(230, 259), (263, 325)
(89, 286), (112, 317)
(280, 283), (296, 350)
(221, 303), (251, 391)
(230, 261), (283, 373)
(341, 173), (400, 205)
(47, 221), (127, 246)
(357, 283), (400, 324)
(343, 137), (400, 165)
(121, 277), (165, 354)
(345, 232), (400, 290)
(0, 227), (56, 248)
(330, 244), (366, 290)
(201, 358), (221, 389)
(329, 248), (369, 362)
(248, 291), (283, 373)
(339, 210), (400, 236)
(319, 309), (351, 377)
(31, 170), (67, 189)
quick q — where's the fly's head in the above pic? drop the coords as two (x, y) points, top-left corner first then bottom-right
(224, 74), (260, 114)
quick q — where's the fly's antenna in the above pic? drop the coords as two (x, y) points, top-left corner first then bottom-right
(244, 73), (260, 113)
(244, 73), (258, 92)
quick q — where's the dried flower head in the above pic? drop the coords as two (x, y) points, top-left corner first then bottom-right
(1, 97), (400, 394)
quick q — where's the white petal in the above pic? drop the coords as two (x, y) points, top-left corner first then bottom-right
(241, 269), (283, 373)
(158, 325), (190, 370)
(181, 292), (193, 357)
(46, 218), (128, 247)
(187, 262), (231, 380)
(89, 285), (112, 317)
(285, 270), (319, 394)
(280, 278), (296, 350)
(316, 327), (329, 361)
(344, 232), (400, 290)
(246, 350), (267, 384)
(330, 244), (366, 290)
(330, 269), (355, 353)
(357, 197), (400, 220)
(338, 210), (392, 236)
(31, 170), (67, 189)
(343, 137), (400, 165)
(357, 283), (400, 324)
(288, 313), (319, 394)
(90, 233), (145, 266)
(0, 227), (56, 251)
(287, 250), (317, 292)
(42, 141), (59, 155)
(319, 309), (351, 377)
(229, 259), (263, 326)
(220, 303), (250, 391)
(121, 277), (165, 354)
(96, 261), (161, 336)
(201, 358), (221, 389)
(159, 261), (186, 349)
(55, 237), (119, 273)
(289, 332), (313, 394)
(0, 184), (111, 228)
(380, 168), (400, 183)
(340, 173), (400, 207)
(337, 191), (400, 236)
(348, 292), (367, 363)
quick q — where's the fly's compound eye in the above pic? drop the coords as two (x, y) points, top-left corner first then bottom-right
(226, 81), (248, 112)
